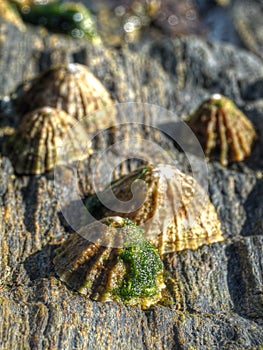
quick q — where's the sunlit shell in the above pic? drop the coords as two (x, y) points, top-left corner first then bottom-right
(54, 216), (166, 309)
(6, 106), (91, 174)
(17, 63), (115, 132)
(85, 164), (224, 255)
(187, 94), (257, 166)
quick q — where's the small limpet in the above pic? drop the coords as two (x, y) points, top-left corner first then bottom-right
(6, 106), (91, 174)
(187, 94), (257, 166)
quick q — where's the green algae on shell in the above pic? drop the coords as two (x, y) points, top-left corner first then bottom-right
(85, 164), (224, 255)
(5, 106), (91, 175)
(16, 63), (116, 132)
(187, 94), (257, 166)
(14, 1), (101, 42)
(53, 216), (165, 309)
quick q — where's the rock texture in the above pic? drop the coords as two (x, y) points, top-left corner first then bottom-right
(0, 6), (262, 349)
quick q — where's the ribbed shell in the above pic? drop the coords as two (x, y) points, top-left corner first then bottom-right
(54, 216), (165, 309)
(187, 94), (257, 166)
(90, 164), (224, 255)
(17, 63), (116, 132)
(6, 106), (91, 174)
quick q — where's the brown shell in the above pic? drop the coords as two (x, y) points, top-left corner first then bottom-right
(53, 216), (166, 309)
(87, 164), (224, 255)
(6, 106), (91, 174)
(17, 63), (116, 132)
(187, 94), (257, 166)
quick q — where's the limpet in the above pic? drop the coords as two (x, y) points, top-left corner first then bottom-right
(16, 63), (116, 132)
(85, 164), (224, 255)
(187, 94), (257, 166)
(54, 216), (166, 309)
(6, 106), (91, 174)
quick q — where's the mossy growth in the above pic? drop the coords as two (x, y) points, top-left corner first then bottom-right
(53, 216), (165, 308)
(113, 219), (164, 303)
(15, 1), (101, 42)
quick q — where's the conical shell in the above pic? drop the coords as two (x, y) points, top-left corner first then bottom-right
(187, 94), (257, 166)
(86, 164), (224, 255)
(54, 216), (165, 309)
(17, 63), (116, 132)
(6, 106), (91, 174)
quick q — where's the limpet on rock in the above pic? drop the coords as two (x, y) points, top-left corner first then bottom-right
(16, 63), (116, 132)
(5, 106), (91, 174)
(85, 164), (224, 255)
(54, 216), (166, 309)
(187, 94), (257, 166)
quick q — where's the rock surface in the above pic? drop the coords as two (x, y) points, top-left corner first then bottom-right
(0, 7), (262, 350)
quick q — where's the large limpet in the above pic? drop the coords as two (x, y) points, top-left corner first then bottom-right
(85, 164), (224, 255)
(187, 94), (257, 166)
(54, 216), (166, 309)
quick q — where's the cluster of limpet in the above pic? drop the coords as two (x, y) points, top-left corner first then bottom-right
(187, 94), (257, 166)
(17, 63), (116, 132)
(53, 216), (166, 309)
(7, 62), (115, 174)
(5, 107), (91, 174)
(85, 164), (224, 256)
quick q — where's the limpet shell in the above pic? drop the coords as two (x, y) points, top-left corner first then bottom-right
(187, 94), (257, 166)
(6, 106), (91, 174)
(86, 164), (224, 255)
(17, 63), (116, 132)
(54, 216), (166, 309)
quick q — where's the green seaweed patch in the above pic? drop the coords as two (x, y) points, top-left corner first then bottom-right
(115, 223), (163, 301)
(17, 1), (100, 41)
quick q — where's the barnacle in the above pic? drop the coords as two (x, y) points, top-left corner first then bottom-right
(16, 63), (115, 132)
(53, 216), (165, 309)
(85, 164), (224, 255)
(5, 106), (90, 174)
(12, 0), (101, 42)
(187, 94), (257, 166)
